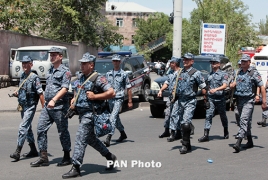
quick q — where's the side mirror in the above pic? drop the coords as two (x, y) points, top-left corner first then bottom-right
(126, 70), (134, 79)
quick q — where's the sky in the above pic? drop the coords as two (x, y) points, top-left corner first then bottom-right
(108, 0), (268, 24)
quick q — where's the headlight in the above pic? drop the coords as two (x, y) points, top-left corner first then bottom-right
(151, 81), (160, 91)
(15, 66), (20, 72)
(39, 66), (44, 72)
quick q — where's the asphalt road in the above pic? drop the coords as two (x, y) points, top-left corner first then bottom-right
(1, 103), (268, 180)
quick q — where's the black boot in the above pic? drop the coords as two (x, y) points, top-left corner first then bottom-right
(10, 145), (22, 161)
(233, 138), (243, 153)
(22, 143), (38, 158)
(224, 127), (229, 139)
(104, 134), (112, 147)
(180, 123), (192, 154)
(159, 128), (170, 138)
(190, 123), (195, 135)
(116, 131), (127, 142)
(62, 165), (81, 179)
(30, 150), (49, 167)
(234, 133), (239, 139)
(167, 130), (175, 142)
(174, 130), (182, 140)
(105, 152), (117, 170)
(57, 151), (72, 166)
(198, 129), (209, 142)
(257, 118), (266, 127)
(243, 135), (254, 149)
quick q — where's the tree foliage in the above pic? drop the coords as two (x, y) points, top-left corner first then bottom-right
(259, 15), (268, 35)
(134, 12), (173, 61)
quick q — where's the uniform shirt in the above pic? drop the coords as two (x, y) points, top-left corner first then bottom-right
(165, 69), (179, 94)
(207, 70), (228, 98)
(18, 71), (43, 106)
(74, 73), (111, 111)
(176, 67), (206, 98)
(234, 67), (263, 97)
(45, 64), (71, 107)
(106, 69), (131, 99)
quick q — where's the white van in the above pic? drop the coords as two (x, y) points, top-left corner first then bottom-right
(10, 45), (69, 85)
(250, 46), (268, 83)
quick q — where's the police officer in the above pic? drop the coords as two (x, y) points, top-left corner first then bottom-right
(176, 53), (206, 154)
(198, 56), (229, 142)
(103, 54), (133, 147)
(230, 54), (267, 153)
(10, 56), (45, 161)
(62, 53), (116, 178)
(234, 60), (241, 139)
(30, 47), (72, 167)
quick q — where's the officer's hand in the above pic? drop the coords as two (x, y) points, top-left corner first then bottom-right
(157, 90), (162, 97)
(209, 89), (217, 94)
(13, 91), (18, 97)
(255, 95), (260, 103)
(128, 102), (133, 109)
(47, 99), (55, 108)
(230, 82), (236, 89)
(86, 91), (95, 100)
(261, 102), (267, 111)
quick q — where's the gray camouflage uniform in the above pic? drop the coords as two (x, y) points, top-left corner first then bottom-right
(37, 64), (72, 152)
(106, 69), (131, 135)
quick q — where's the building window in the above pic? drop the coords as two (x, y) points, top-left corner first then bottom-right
(131, 35), (135, 44)
(116, 18), (123, 27)
(132, 18), (137, 27)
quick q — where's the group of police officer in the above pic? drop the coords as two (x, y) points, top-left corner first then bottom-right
(9, 47), (268, 178)
(10, 47), (134, 179)
(158, 53), (267, 154)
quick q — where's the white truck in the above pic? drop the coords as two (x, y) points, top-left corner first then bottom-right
(10, 45), (70, 85)
(251, 45), (268, 83)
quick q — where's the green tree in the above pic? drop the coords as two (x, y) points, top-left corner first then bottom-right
(37, 0), (123, 48)
(259, 15), (268, 35)
(0, 0), (42, 34)
(134, 12), (173, 61)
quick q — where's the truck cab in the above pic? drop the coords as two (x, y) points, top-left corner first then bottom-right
(10, 45), (69, 85)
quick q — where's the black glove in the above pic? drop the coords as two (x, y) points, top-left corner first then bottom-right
(204, 101), (210, 109)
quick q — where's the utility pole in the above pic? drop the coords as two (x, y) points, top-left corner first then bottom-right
(172, 0), (183, 57)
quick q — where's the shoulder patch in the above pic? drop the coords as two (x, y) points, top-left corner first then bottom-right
(65, 71), (72, 79)
(100, 76), (108, 84)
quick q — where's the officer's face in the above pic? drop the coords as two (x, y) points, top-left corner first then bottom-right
(112, 60), (121, 69)
(22, 62), (33, 73)
(241, 60), (250, 68)
(80, 62), (94, 75)
(183, 58), (194, 69)
(210, 61), (220, 69)
(50, 53), (62, 65)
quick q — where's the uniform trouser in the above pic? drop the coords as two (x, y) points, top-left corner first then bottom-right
(108, 98), (124, 135)
(262, 100), (268, 119)
(17, 104), (37, 146)
(234, 105), (240, 126)
(72, 113), (109, 166)
(237, 97), (255, 138)
(168, 99), (181, 130)
(204, 97), (228, 129)
(178, 98), (197, 125)
(164, 99), (171, 129)
(37, 106), (71, 152)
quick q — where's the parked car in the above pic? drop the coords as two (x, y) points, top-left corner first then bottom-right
(147, 55), (233, 118)
(68, 52), (151, 103)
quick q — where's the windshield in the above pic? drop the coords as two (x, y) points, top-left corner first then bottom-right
(16, 50), (49, 61)
(95, 61), (114, 75)
(180, 61), (211, 73)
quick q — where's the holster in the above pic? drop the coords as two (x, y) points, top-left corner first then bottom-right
(65, 108), (78, 119)
(17, 104), (23, 112)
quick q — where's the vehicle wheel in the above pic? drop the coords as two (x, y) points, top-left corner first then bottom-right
(139, 83), (150, 102)
(150, 105), (165, 118)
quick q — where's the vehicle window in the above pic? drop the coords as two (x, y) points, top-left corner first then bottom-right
(129, 58), (139, 71)
(95, 61), (114, 75)
(62, 50), (68, 59)
(137, 57), (145, 68)
(123, 61), (134, 72)
(180, 60), (211, 73)
(16, 50), (49, 61)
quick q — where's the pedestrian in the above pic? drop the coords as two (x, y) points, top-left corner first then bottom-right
(10, 56), (45, 161)
(157, 56), (182, 141)
(198, 56), (229, 142)
(62, 52), (117, 179)
(30, 47), (72, 167)
(176, 53), (207, 154)
(103, 54), (133, 147)
(230, 54), (267, 153)
(234, 60), (242, 138)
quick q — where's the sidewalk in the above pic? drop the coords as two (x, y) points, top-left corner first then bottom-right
(0, 86), (43, 112)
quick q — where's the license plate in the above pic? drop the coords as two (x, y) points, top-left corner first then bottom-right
(163, 97), (169, 101)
